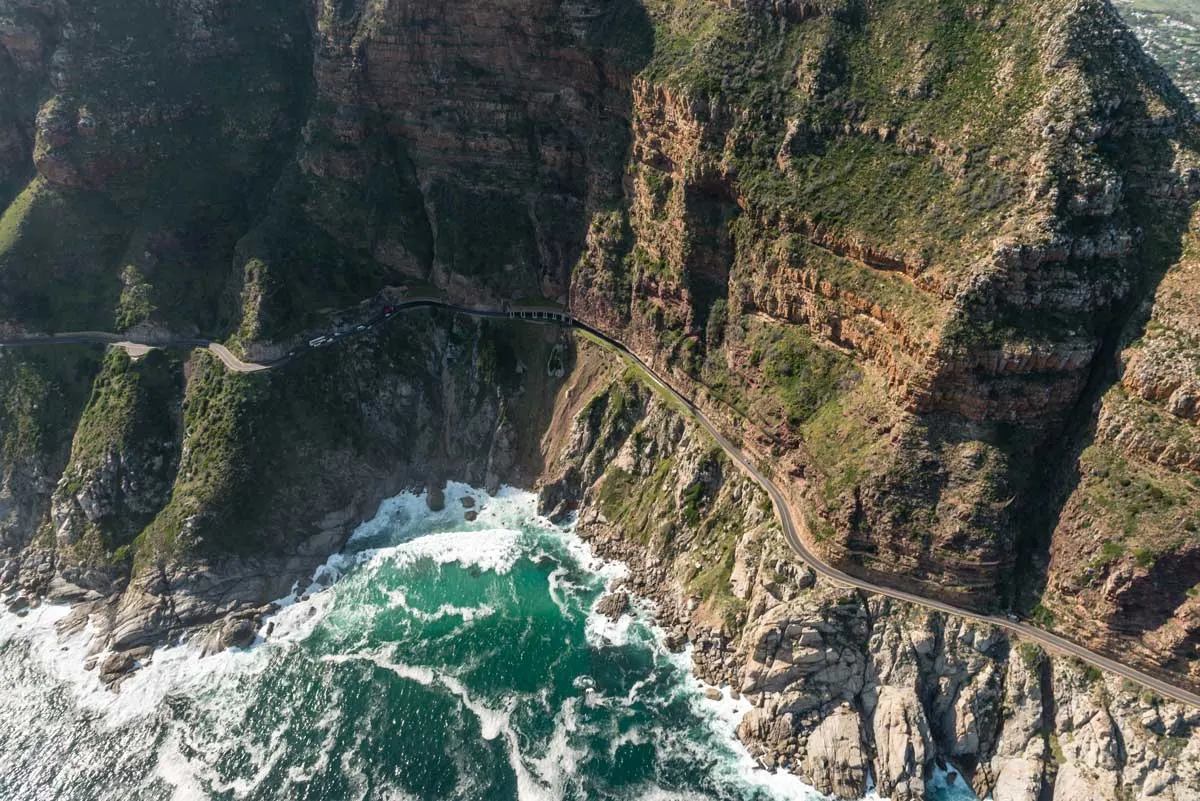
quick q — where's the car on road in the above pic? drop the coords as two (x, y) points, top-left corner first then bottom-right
(356, 324), (367, 332)
(308, 336), (329, 347)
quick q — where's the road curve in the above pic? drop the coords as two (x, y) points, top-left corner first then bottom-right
(570, 321), (1200, 708)
(0, 332), (271, 373)
(4, 302), (1199, 707)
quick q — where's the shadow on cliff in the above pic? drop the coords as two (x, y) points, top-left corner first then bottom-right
(1011, 65), (1199, 628)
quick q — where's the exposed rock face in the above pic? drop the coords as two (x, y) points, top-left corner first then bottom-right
(1042, 208), (1200, 685)
(561, 0), (1200, 686)
(0, 0), (1195, 750)
(540, 358), (1200, 799)
(4, 313), (568, 661)
(596, 588), (631, 621)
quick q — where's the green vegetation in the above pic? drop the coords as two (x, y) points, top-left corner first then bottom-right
(681, 479), (706, 525)
(116, 265), (156, 331)
(625, 245), (674, 282)
(138, 352), (274, 561)
(0, 347), (102, 463)
(0, 179), (127, 331)
(749, 322), (857, 427)
(0, 0), (314, 334)
(597, 458), (676, 547)
(586, 377), (755, 629)
(1017, 641), (1045, 670)
(1161, 735), (1190, 759)
(1079, 661), (1104, 685)
(1048, 732), (1066, 765)
(636, 0), (1049, 276)
(1072, 431), (1200, 570)
(228, 171), (407, 339)
(801, 381), (886, 513)
(1031, 603), (1056, 627)
(776, 232), (943, 335)
(697, 315), (859, 441)
(1098, 539), (1126, 565)
(65, 350), (180, 492)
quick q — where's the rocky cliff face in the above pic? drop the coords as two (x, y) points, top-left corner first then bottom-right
(541, 347), (1200, 799)
(2, 312), (568, 673)
(0, 0), (1197, 731)
(564, 0), (1200, 684)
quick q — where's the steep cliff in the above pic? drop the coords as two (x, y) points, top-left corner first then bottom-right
(541, 345), (1200, 800)
(0, 0), (1197, 716)
(565, 0), (1200, 681)
(3, 312), (568, 670)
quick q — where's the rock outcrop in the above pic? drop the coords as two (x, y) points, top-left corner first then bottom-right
(540, 357), (1200, 799)
(3, 312), (570, 661)
(0, 0), (1196, 759)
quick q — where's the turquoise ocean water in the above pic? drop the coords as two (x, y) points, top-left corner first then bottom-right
(0, 485), (976, 801)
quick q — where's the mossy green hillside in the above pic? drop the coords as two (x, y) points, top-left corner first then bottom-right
(1069, 437), (1199, 574)
(66, 350), (181, 474)
(637, 0), (1052, 273)
(135, 312), (566, 566)
(0, 346), (102, 465)
(54, 350), (184, 562)
(0, 179), (127, 331)
(698, 313), (860, 432)
(0, 0), (311, 334)
(588, 377), (765, 629)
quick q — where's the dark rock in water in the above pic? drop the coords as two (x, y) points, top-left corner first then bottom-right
(537, 476), (579, 523)
(465, 510), (478, 522)
(947, 771), (959, 786)
(596, 590), (630, 620)
(427, 480), (446, 512)
(7, 594), (30, 613)
(99, 645), (153, 684)
(461, 496), (476, 509)
(222, 618), (258, 650)
(665, 631), (687, 652)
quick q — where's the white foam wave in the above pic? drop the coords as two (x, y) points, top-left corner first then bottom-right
(585, 609), (635, 647)
(0, 484), (847, 801)
(321, 650), (436, 686)
(154, 727), (210, 801)
(686, 674), (829, 801)
(385, 588), (495, 623)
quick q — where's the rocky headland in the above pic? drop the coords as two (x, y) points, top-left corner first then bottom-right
(0, 0), (1197, 795)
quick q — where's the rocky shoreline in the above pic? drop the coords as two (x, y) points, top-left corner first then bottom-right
(540, 364), (1200, 801)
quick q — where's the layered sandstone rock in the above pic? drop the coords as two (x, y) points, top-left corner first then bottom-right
(541, 360), (1200, 799)
(0, 0), (1196, 739)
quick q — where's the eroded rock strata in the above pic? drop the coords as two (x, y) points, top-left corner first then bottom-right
(541, 348), (1200, 800)
(0, 0), (1197, 790)
(3, 312), (568, 661)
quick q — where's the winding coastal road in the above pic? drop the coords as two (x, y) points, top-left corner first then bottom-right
(4, 299), (1198, 708)
(0, 331), (272, 373)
